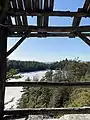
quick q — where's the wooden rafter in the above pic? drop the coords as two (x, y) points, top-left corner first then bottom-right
(77, 32), (90, 46)
(7, 31), (30, 57)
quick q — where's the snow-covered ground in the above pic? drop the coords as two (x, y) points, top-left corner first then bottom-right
(5, 70), (61, 120)
(5, 71), (47, 109)
(59, 114), (90, 120)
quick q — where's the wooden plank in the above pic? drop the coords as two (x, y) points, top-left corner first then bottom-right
(39, 0), (42, 10)
(17, 0), (23, 10)
(8, 0), (12, 10)
(23, 0), (31, 25)
(36, 0), (39, 10)
(49, 0), (54, 11)
(12, 0), (22, 25)
(12, 0), (17, 10)
(37, 0), (43, 34)
(43, 0), (48, 27)
(8, 32), (90, 37)
(0, 23), (8, 119)
(32, 0), (36, 11)
(16, 16), (22, 25)
(8, 25), (90, 33)
(22, 15), (27, 25)
(4, 107), (90, 116)
(23, 0), (31, 12)
(5, 81), (90, 88)
(44, 0), (48, 10)
(37, 0), (43, 27)
(37, 15), (43, 27)
(14, 15), (22, 26)
(17, 0), (27, 25)
(7, 16), (12, 25)
(14, 16), (18, 25)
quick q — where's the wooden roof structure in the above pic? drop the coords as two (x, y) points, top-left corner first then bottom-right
(2, 0), (90, 41)
(0, 0), (90, 119)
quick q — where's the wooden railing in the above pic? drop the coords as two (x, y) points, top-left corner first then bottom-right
(4, 81), (90, 119)
(5, 81), (90, 88)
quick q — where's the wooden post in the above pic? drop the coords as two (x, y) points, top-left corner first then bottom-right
(0, 25), (8, 119)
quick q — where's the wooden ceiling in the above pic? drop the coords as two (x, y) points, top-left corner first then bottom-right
(7, 0), (54, 26)
(3, 0), (90, 40)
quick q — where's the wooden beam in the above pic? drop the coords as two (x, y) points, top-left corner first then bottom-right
(7, 16), (12, 25)
(50, 0), (54, 10)
(0, 26), (8, 119)
(8, 25), (90, 33)
(17, 0), (23, 10)
(72, 9), (81, 27)
(5, 81), (90, 88)
(43, 0), (49, 27)
(4, 107), (90, 116)
(72, 0), (90, 27)
(7, 31), (29, 57)
(32, 0), (37, 11)
(8, 11), (90, 17)
(16, 16), (22, 25)
(83, 0), (90, 11)
(8, 32), (90, 37)
(0, 0), (10, 23)
(36, 0), (39, 10)
(22, 15), (28, 25)
(12, 0), (23, 26)
(77, 32), (90, 46)
(23, 0), (31, 12)
(37, 0), (43, 28)
(72, 16), (81, 27)
(17, 0), (27, 25)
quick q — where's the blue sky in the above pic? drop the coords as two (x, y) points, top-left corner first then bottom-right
(7, 0), (90, 62)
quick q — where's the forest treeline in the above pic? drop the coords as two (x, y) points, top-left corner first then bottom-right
(7, 59), (74, 72)
(17, 59), (90, 118)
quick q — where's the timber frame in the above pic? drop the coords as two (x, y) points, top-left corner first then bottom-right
(0, 0), (90, 119)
